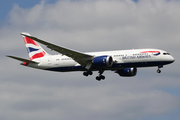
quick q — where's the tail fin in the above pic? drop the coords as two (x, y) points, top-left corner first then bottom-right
(21, 32), (48, 61)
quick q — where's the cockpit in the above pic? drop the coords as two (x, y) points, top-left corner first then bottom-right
(163, 53), (170, 55)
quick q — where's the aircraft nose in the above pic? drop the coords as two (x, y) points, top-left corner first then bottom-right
(169, 56), (175, 63)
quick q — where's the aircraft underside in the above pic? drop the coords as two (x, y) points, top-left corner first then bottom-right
(43, 61), (173, 81)
(45, 61), (171, 72)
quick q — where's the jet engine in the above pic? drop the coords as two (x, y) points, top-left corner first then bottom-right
(115, 68), (137, 77)
(93, 55), (113, 67)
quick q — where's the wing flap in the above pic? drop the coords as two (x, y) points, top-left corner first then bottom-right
(21, 33), (94, 67)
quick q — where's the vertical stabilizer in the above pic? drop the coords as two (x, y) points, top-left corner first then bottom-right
(21, 32), (48, 61)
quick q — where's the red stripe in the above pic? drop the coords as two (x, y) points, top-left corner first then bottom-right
(30, 51), (46, 60)
(23, 37), (39, 46)
(140, 51), (160, 53)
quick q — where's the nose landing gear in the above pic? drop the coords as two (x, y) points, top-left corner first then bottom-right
(157, 65), (163, 73)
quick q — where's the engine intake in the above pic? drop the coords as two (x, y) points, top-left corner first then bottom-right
(93, 55), (113, 67)
(115, 68), (137, 77)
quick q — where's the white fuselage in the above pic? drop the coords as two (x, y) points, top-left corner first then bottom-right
(27, 49), (174, 72)
(8, 33), (175, 80)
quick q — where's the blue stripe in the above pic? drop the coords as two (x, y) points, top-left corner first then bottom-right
(153, 53), (160, 56)
(27, 47), (39, 53)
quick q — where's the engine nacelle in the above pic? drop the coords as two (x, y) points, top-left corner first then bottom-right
(93, 55), (113, 67)
(115, 68), (137, 77)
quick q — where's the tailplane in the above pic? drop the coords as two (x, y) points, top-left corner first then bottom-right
(21, 32), (48, 61)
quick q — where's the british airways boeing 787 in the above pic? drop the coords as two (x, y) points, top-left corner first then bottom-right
(7, 33), (175, 81)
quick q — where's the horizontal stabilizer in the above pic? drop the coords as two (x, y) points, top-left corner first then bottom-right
(6, 55), (39, 64)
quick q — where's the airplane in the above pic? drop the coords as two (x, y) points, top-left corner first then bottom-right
(7, 32), (175, 81)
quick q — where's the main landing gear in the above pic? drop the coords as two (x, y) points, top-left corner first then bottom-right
(83, 71), (93, 76)
(96, 70), (105, 81)
(96, 75), (105, 81)
(83, 70), (105, 81)
(157, 65), (163, 73)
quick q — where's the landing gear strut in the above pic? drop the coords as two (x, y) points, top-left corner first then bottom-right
(96, 70), (105, 81)
(157, 65), (163, 73)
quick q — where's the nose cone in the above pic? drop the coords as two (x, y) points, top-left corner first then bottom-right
(169, 55), (175, 63)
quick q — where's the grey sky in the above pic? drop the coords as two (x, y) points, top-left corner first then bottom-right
(1, 0), (180, 120)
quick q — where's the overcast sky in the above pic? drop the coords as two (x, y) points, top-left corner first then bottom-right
(1, 0), (180, 120)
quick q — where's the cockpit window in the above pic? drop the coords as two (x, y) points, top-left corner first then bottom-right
(163, 53), (170, 55)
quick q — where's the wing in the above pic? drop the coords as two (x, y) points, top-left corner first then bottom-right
(21, 33), (94, 67)
(7, 55), (39, 64)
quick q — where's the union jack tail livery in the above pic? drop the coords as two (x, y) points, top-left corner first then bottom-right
(22, 33), (48, 61)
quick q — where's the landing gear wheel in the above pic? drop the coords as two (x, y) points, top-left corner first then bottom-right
(87, 71), (93, 75)
(96, 75), (105, 81)
(157, 65), (163, 73)
(157, 69), (161, 73)
(83, 71), (93, 77)
(101, 75), (105, 80)
(96, 76), (101, 81)
(83, 72), (88, 76)
(95, 70), (105, 81)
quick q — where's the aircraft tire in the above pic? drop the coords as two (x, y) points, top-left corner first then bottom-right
(83, 72), (88, 76)
(101, 75), (105, 80)
(96, 76), (101, 81)
(88, 71), (93, 75)
(157, 69), (161, 73)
